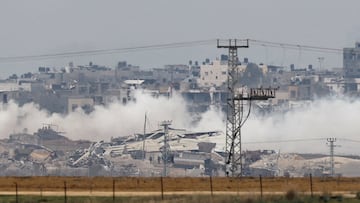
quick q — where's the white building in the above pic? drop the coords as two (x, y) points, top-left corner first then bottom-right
(323, 77), (345, 95)
(198, 59), (247, 88)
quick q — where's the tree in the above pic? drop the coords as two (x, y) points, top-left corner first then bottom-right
(239, 63), (264, 87)
(8, 74), (18, 80)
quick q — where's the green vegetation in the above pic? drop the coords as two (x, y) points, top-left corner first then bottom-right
(0, 194), (359, 203)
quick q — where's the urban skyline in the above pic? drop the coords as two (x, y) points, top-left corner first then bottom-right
(1, 0), (360, 77)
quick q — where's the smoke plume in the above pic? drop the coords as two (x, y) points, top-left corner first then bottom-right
(0, 91), (223, 141)
(1, 93), (360, 155)
(243, 98), (360, 154)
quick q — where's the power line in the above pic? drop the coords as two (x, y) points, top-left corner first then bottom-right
(338, 138), (360, 143)
(251, 42), (342, 55)
(243, 138), (326, 145)
(243, 137), (360, 145)
(0, 39), (215, 63)
(0, 38), (356, 64)
(248, 39), (342, 53)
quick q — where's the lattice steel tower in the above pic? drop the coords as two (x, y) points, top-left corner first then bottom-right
(217, 39), (276, 177)
(217, 39), (248, 176)
(160, 120), (172, 177)
(327, 138), (338, 176)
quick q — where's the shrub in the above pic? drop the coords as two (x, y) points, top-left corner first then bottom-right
(285, 189), (297, 201)
(356, 191), (360, 199)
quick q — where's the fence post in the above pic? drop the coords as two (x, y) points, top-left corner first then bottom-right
(310, 173), (313, 198)
(15, 182), (18, 203)
(209, 176), (213, 197)
(64, 181), (67, 203)
(160, 176), (164, 200)
(259, 175), (263, 199)
(113, 179), (115, 203)
(237, 177), (240, 196)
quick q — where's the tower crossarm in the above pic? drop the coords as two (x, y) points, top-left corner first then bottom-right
(249, 87), (277, 100)
(217, 39), (249, 49)
(233, 87), (277, 100)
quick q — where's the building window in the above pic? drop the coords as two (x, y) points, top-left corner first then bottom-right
(222, 71), (226, 75)
(215, 76), (218, 79)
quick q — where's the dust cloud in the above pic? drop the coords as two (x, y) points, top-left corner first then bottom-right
(244, 98), (360, 154)
(1, 93), (360, 154)
(0, 91), (223, 141)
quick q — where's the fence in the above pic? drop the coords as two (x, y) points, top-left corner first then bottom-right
(1, 176), (360, 201)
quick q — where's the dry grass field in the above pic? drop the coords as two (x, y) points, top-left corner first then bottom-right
(0, 176), (359, 195)
(0, 177), (359, 203)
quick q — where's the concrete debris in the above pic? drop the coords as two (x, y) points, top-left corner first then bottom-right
(249, 153), (360, 177)
(68, 141), (111, 169)
(2, 125), (360, 177)
(0, 125), (226, 176)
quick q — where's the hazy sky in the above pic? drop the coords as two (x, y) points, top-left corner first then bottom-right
(1, 0), (360, 78)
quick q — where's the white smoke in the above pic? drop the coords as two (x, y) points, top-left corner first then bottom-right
(0, 91), (223, 141)
(192, 105), (225, 132)
(243, 98), (360, 154)
(1, 93), (360, 155)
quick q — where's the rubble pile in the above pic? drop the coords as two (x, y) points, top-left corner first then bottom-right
(0, 125), (226, 176)
(3, 125), (360, 177)
(250, 153), (360, 177)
